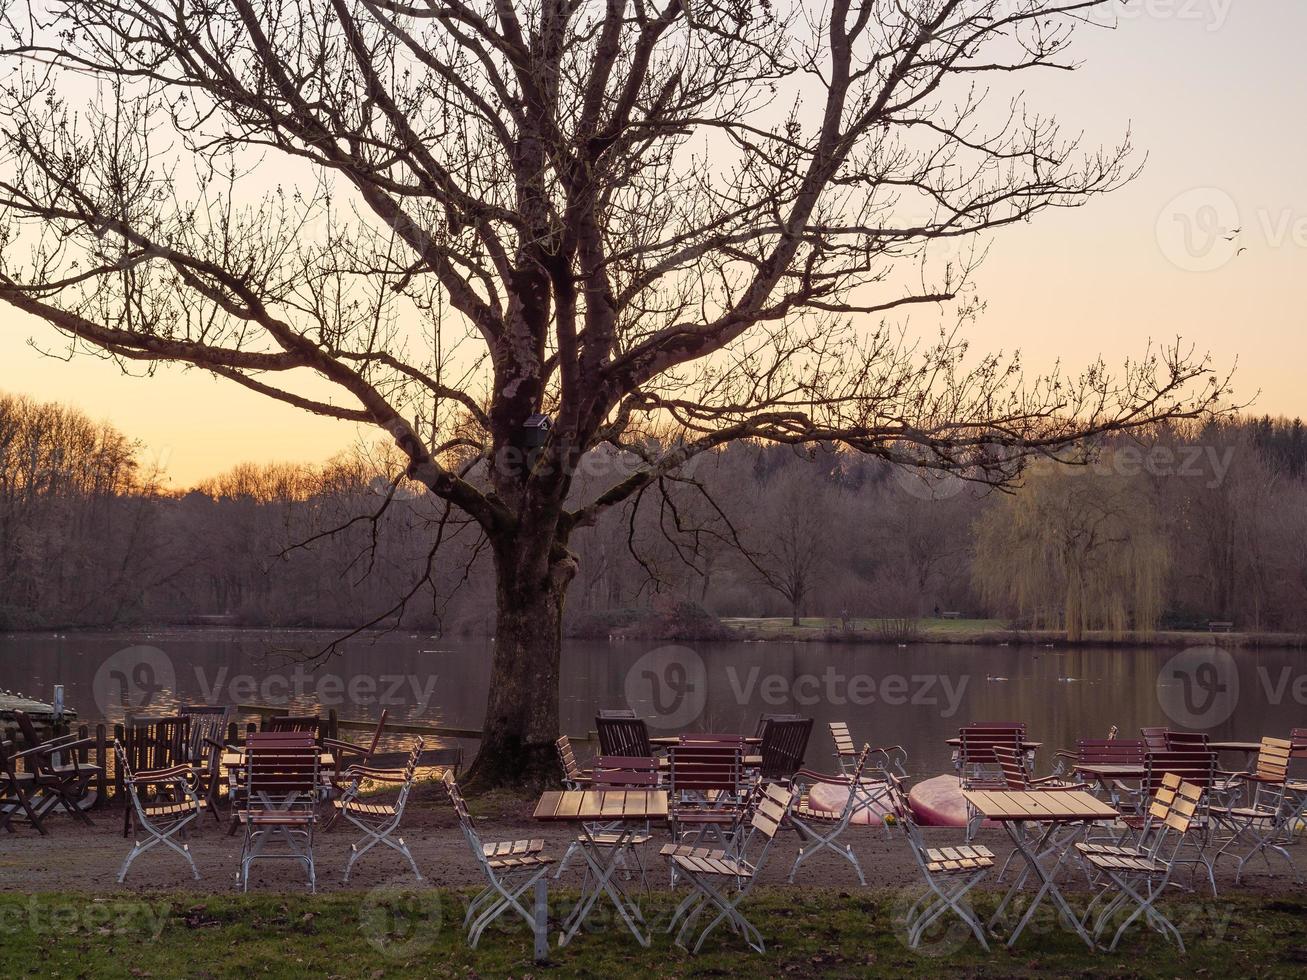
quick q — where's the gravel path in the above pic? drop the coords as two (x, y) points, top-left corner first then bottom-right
(2, 788), (1303, 899)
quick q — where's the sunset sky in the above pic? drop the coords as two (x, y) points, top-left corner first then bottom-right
(1, 2), (1303, 488)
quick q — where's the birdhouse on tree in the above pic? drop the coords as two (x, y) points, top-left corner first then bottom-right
(522, 413), (552, 450)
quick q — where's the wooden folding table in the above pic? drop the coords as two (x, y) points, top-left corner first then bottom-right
(534, 789), (668, 947)
(963, 789), (1117, 949)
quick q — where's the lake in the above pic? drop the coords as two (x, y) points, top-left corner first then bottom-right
(2, 628), (1303, 774)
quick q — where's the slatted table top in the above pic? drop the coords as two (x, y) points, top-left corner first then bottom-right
(962, 789), (1118, 822)
(946, 737), (1042, 749)
(1074, 763), (1147, 778)
(533, 789), (670, 822)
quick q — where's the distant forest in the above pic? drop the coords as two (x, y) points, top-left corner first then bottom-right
(4, 390), (1307, 637)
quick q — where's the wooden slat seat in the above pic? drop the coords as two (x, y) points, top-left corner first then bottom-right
(923, 844), (995, 874)
(483, 838), (545, 858)
(144, 800), (205, 818)
(333, 799), (397, 818)
(580, 830), (652, 846)
(486, 853), (554, 871)
(672, 851), (752, 879)
(1084, 852), (1166, 875)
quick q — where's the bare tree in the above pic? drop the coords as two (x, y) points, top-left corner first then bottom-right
(0, 0), (1229, 784)
(747, 465), (835, 625)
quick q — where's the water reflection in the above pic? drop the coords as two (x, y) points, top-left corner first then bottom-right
(2, 629), (1303, 774)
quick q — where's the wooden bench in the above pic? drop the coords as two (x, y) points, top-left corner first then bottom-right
(941, 611), (962, 620)
(1207, 621), (1235, 633)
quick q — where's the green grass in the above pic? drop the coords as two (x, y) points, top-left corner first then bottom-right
(2, 889), (1304, 978)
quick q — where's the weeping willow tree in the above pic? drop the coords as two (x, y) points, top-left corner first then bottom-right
(974, 458), (1168, 640)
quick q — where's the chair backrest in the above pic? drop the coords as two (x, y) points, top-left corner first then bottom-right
(1076, 738), (1145, 765)
(1155, 780), (1202, 860)
(992, 744), (1029, 790)
(1106, 725), (1119, 740)
(591, 755), (659, 788)
(669, 743), (743, 796)
(267, 714), (320, 735)
(830, 722), (857, 761)
(735, 782), (797, 872)
(758, 718), (813, 781)
(1291, 729), (1307, 776)
(597, 708), (637, 719)
(122, 715), (191, 774)
(441, 770), (488, 864)
(754, 713), (803, 738)
(1291, 728), (1307, 754)
(361, 709), (390, 755)
(1140, 727), (1168, 752)
(179, 704), (231, 766)
(1143, 749), (1217, 794)
(13, 710), (45, 752)
(1164, 730), (1210, 751)
(958, 725), (1024, 765)
(555, 735), (585, 786)
(243, 731), (319, 805)
(1252, 736), (1292, 784)
(595, 716), (651, 757)
(391, 738), (424, 812)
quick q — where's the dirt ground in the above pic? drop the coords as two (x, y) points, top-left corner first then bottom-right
(2, 786), (1304, 899)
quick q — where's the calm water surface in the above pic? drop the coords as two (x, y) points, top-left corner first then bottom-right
(2, 629), (1303, 774)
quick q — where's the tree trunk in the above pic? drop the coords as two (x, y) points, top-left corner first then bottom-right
(463, 529), (574, 790)
(791, 600), (801, 627)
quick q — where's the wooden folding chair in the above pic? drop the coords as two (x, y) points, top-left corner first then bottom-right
(1288, 728), (1307, 838)
(237, 732), (320, 892)
(333, 737), (423, 883)
(1052, 737), (1145, 807)
(828, 722), (908, 832)
(321, 709), (388, 827)
(555, 735), (592, 789)
(556, 755), (655, 880)
(884, 774), (992, 953)
(788, 743), (874, 884)
(14, 711), (99, 826)
(0, 739), (48, 835)
(179, 704), (231, 823)
(1140, 750), (1220, 888)
(1080, 780), (1203, 952)
(757, 717), (813, 784)
(596, 715), (652, 757)
(668, 741), (746, 847)
(120, 715), (191, 837)
(441, 771), (552, 950)
(1210, 736), (1302, 884)
(114, 740), (203, 882)
(665, 782), (797, 953)
(957, 724), (1025, 839)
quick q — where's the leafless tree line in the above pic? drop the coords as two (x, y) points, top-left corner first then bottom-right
(3, 394), (1302, 636)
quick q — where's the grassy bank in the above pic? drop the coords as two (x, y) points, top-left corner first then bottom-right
(1, 889), (1303, 978)
(724, 616), (1307, 650)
